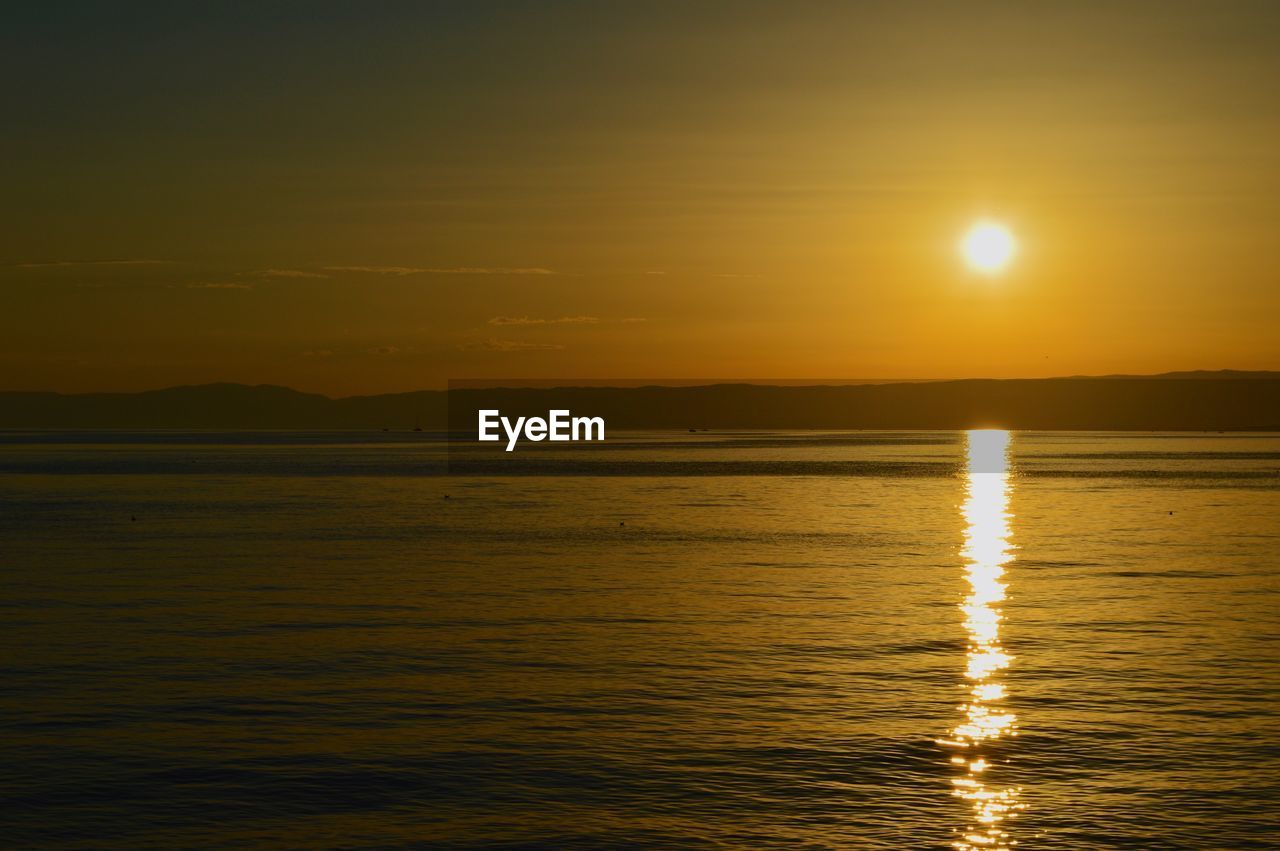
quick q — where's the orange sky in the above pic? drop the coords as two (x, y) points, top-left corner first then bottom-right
(3, 2), (1278, 395)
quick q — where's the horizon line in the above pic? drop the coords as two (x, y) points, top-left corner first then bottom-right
(2, 368), (1278, 400)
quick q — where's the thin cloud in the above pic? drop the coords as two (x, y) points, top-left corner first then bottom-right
(15, 259), (170, 268)
(301, 349), (334, 358)
(325, 266), (426, 276)
(245, 268), (329, 279)
(184, 282), (253, 290)
(446, 267), (555, 276)
(325, 265), (555, 276)
(367, 345), (402, 356)
(488, 315), (599, 326)
(460, 338), (565, 352)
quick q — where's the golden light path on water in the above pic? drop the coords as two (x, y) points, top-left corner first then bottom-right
(940, 429), (1025, 849)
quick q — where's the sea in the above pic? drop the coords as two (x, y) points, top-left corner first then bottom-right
(2, 430), (1277, 849)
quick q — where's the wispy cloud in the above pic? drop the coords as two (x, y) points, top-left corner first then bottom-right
(245, 268), (329, 279)
(301, 349), (334, 358)
(15, 259), (170, 268)
(460, 338), (565, 352)
(367, 345), (401, 356)
(488, 315), (600, 326)
(324, 266), (425, 276)
(184, 282), (253, 290)
(325, 265), (555, 276)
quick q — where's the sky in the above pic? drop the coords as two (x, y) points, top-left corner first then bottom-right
(2, 0), (1278, 395)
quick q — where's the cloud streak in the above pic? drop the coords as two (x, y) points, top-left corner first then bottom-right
(460, 338), (565, 351)
(245, 268), (329, 279)
(488, 315), (600, 326)
(325, 265), (555, 276)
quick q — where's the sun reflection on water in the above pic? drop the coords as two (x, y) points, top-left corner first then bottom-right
(940, 429), (1025, 849)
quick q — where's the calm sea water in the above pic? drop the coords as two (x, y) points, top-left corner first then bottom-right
(2, 431), (1278, 849)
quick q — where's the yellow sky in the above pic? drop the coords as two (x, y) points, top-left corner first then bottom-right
(2, 2), (1277, 394)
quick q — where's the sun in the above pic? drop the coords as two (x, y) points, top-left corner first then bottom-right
(961, 221), (1016, 274)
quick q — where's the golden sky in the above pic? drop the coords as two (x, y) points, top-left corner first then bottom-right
(3, 1), (1278, 394)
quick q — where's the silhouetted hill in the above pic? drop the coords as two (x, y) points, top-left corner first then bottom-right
(0, 384), (342, 429)
(446, 375), (1280, 431)
(1080, 369), (1278, 380)
(1, 372), (1277, 431)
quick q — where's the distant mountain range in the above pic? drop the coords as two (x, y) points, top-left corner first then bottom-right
(1, 371), (1278, 431)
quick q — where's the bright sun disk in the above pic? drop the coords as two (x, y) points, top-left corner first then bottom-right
(961, 222), (1016, 274)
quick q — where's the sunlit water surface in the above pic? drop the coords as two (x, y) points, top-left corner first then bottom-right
(2, 431), (1278, 848)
